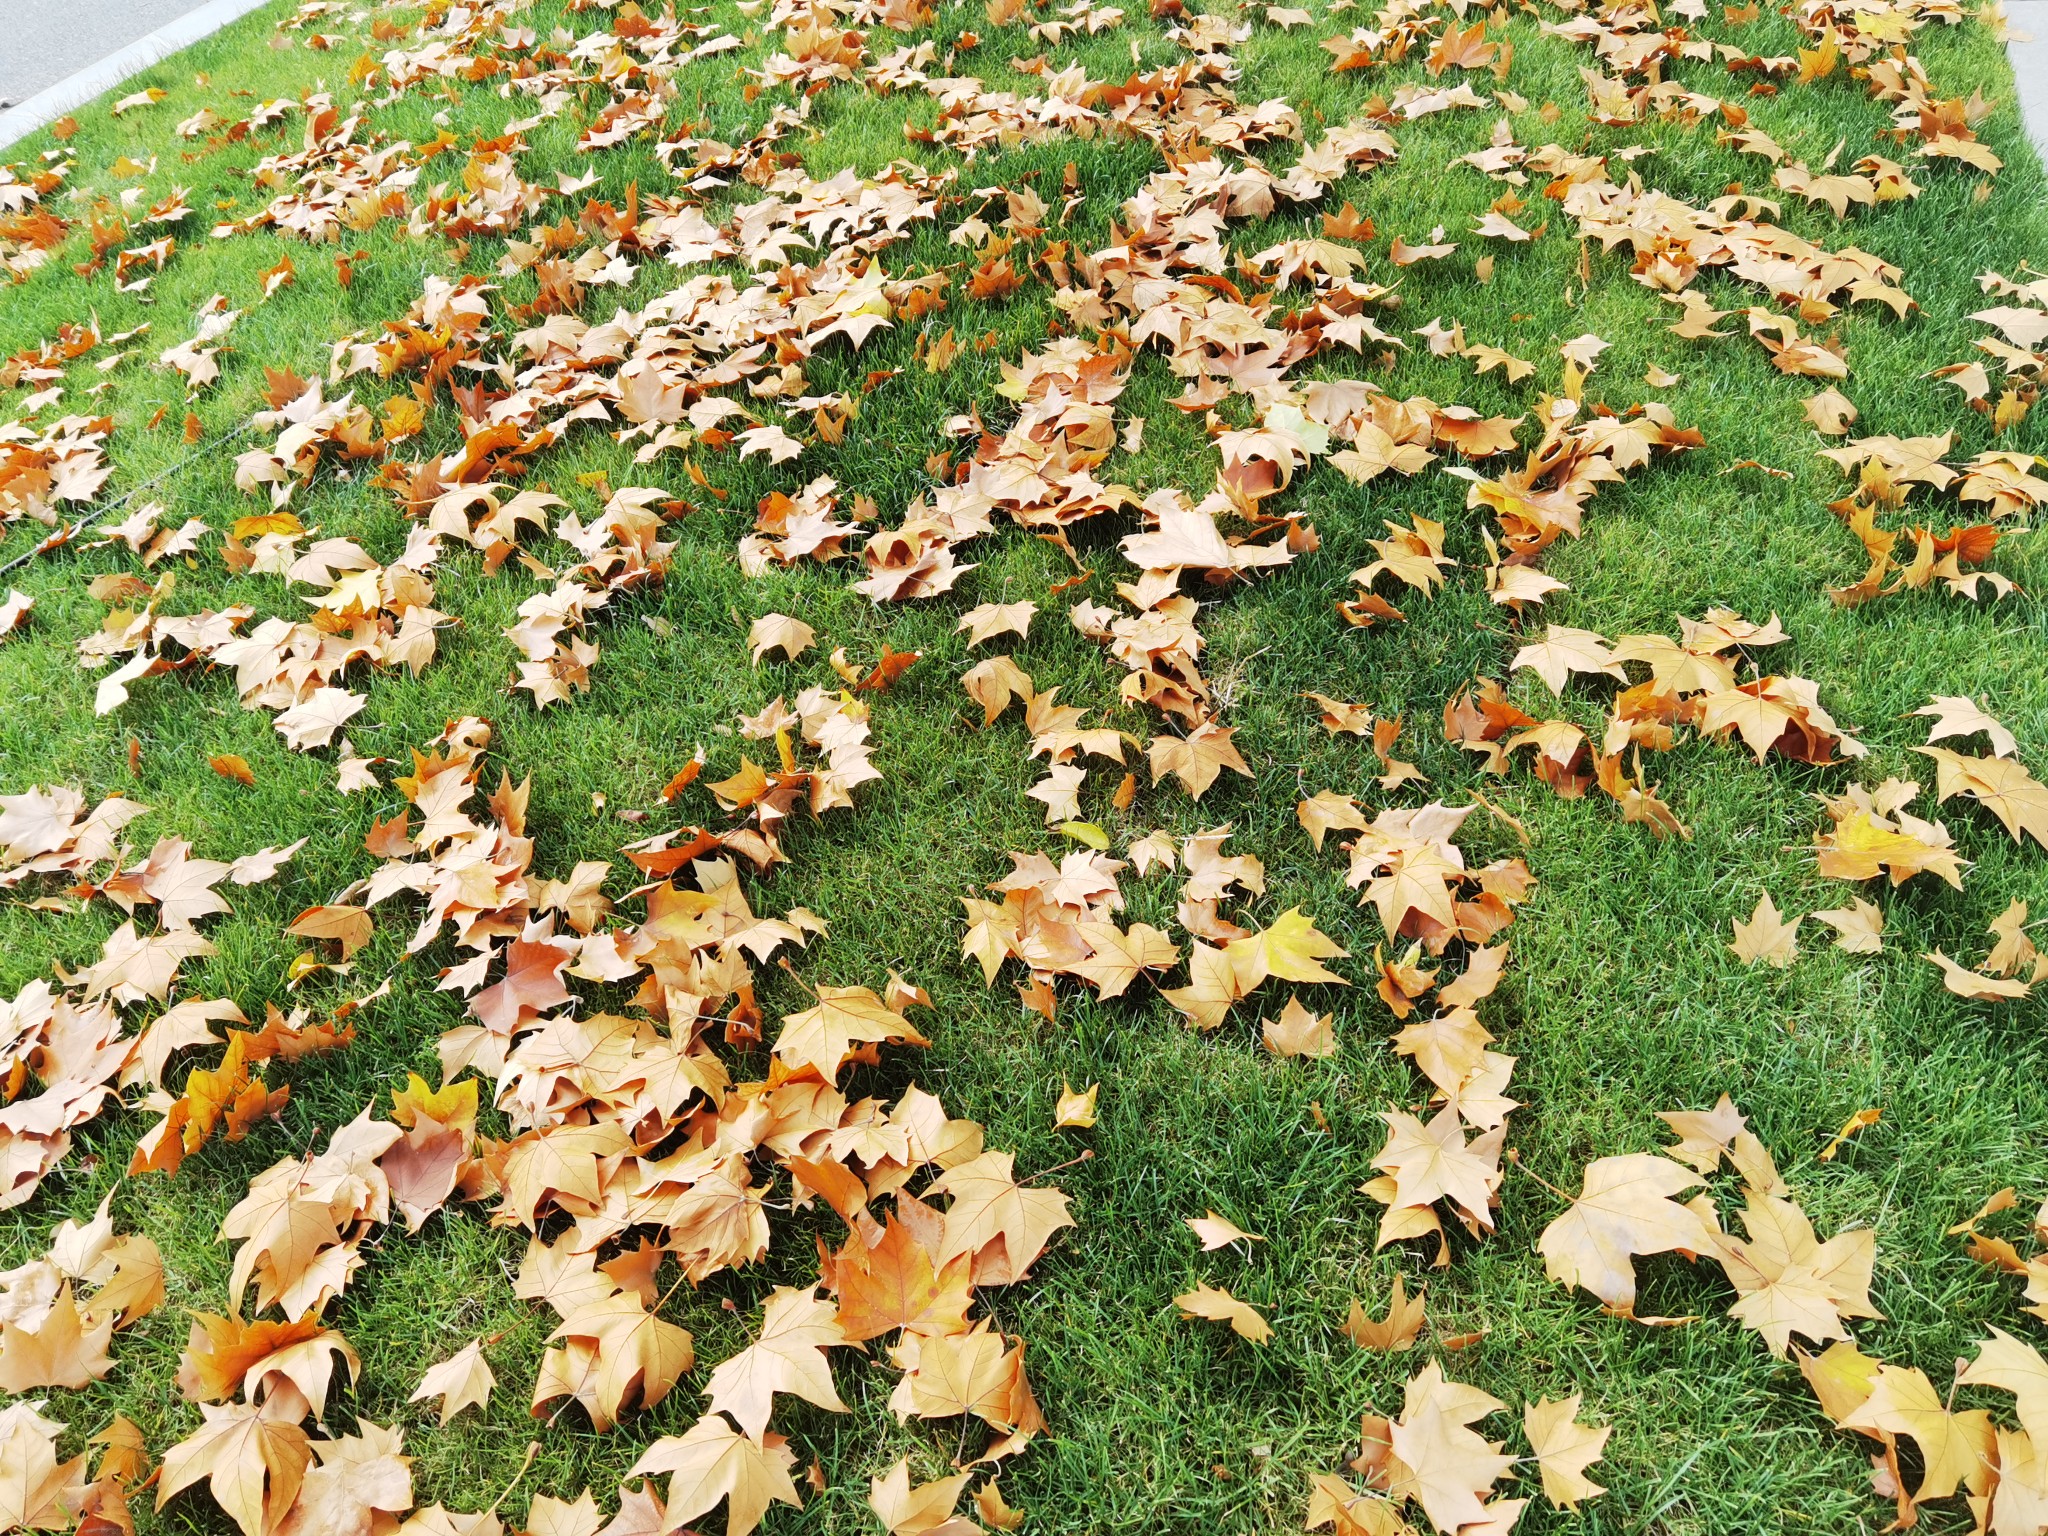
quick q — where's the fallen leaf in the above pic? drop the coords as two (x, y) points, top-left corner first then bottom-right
(1730, 894), (1801, 968)
(1524, 1394), (1609, 1510)
(1538, 1153), (1712, 1315)
(628, 1415), (800, 1536)
(1818, 1108), (1881, 1161)
(1184, 1212), (1264, 1251)
(701, 1288), (847, 1441)
(1054, 1082), (1098, 1130)
(410, 1338), (495, 1426)
(1262, 995), (1335, 1058)
(1812, 898), (1885, 953)
(746, 614), (814, 665)
(1342, 1273), (1424, 1351)
(1174, 1283), (1271, 1343)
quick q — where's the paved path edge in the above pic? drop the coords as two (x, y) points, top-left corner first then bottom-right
(2009, 6), (2048, 169)
(0, 0), (277, 152)
(0, 8), (2042, 188)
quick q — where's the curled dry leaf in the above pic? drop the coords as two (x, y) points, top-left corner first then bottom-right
(1053, 1081), (1098, 1130)
(1184, 1211), (1263, 1251)
(1174, 1283), (1272, 1343)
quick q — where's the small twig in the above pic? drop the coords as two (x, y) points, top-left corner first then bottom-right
(1505, 1148), (1573, 1203)
(774, 956), (818, 998)
(1018, 1148), (1093, 1185)
(486, 1442), (541, 1514)
(651, 1267), (694, 1316)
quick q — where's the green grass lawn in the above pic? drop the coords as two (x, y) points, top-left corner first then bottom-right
(3, 0), (2048, 1532)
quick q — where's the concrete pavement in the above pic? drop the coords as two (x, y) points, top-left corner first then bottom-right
(2009, 2), (2048, 164)
(0, 0), (2041, 160)
(0, 0), (215, 110)
(0, 0), (275, 148)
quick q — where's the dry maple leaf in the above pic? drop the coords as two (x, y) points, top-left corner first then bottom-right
(275, 1421), (412, 1536)
(217, 1137), (371, 1317)
(1373, 1108), (1500, 1231)
(1160, 939), (1258, 1032)
(1915, 696), (2017, 758)
(0, 590), (32, 643)
(399, 1502), (507, 1536)
(1730, 893), (1801, 968)
(1663, 1101), (1785, 1198)
(701, 1287), (847, 1441)
(956, 601), (1036, 648)
(1255, 908), (1351, 985)
(1803, 387), (1859, 435)
(826, 1216), (974, 1343)
(535, 1290), (694, 1431)
(0, 1286), (114, 1392)
(867, 1457), (971, 1536)
(1813, 897), (1885, 953)
(885, 1318), (1043, 1440)
(1537, 1153), (1712, 1315)
(1343, 1274), (1425, 1352)
(1925, 949), (2032, 1001)
(90, 1413), (148, 1486)
(1807, 779), (1964, 891)
(1714, 1191), (1882, 1356)
(628, 1414), (799, 1536)
(273, 688), (367, 752)
(1307, 694), (1375, 736)
(1510, 627), (1624, 696)
(1987, 899), (2043, 978)
(1958, 1328), (2048, 1449)
(1987, 1429), (2048, 1534)
(774, 986), (930, 1082)
(962, 656), (1034, 725)
(471, 937), (575, 1037)
(1304, 1472), (1405, 1535)
(1384, 1362), (1515, 1534)
(1524, 1394), (1609, 1510)
(852, 646), (922, 693)
(1174, 1283), (1272, 1343)
(1053, 1082), (1098, 1129)
(1149, 724), (1253, 800)
(1263, 995), (1335, 1058)
(974, 1479), (1025, 1531)
(0, 1400), (87, 1533)
(1813, 809), (1964, 890)
(384, 1081), (475, 1234)
(1817, 1108), (1882, 1163)
(174, 1313), (342, 1407)
(1655, 1095), (1747, 1173)
(746, 614), (814, 665)
(1185, 1212), (1264, 1251)
(927, 1151), (1076, 1285)
(157, 1402), (310, 1536)
(1916, 747), (2048, 849)
(522, 1492), (603, 1536)
(410, 1338), (495, 1426)
(1026, 764), (1085, 826)
(1837, 1362), (1996, 1506)
(1699, 677), (1864, 765)
(286, 905), (374, 960)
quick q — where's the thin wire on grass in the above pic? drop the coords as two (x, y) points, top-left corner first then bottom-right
(0, 418), (261, 577)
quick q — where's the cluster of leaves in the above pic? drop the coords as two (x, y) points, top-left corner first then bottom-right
(0, 0), (2042, 1527)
